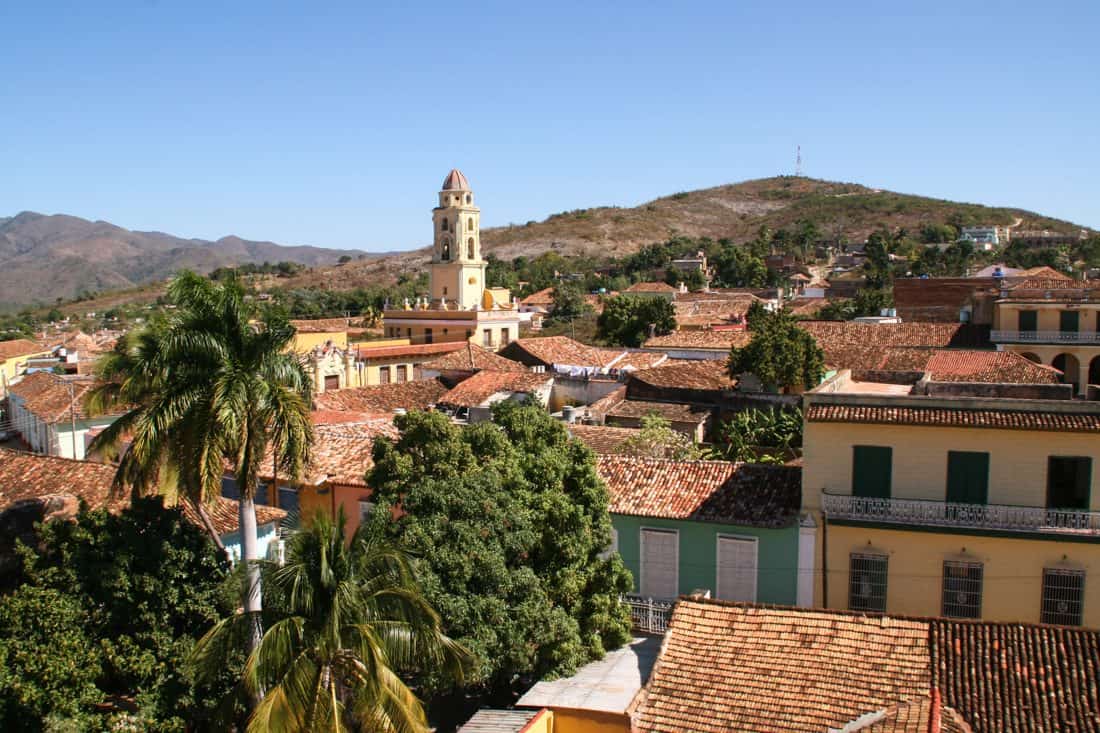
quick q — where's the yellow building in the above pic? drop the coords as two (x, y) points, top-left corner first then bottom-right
(803, 370), (1100, 628)
(991, 276), (1100, 395)
(382, 170), (520, 351)
(0, 338), (51, 398)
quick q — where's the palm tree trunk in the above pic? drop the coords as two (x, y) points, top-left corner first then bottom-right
(191, 499), (227, 552)
(238, 495), (264, 655)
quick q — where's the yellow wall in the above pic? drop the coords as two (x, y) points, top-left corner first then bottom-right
(523, 709), (553, 733)
(382, 322), (518, 351)
(291, 330), (348, 353)
(2, 351), (50, 396)
(802, 421), (1100, 512)
(994, 302), (1100, 332)
(549, 709), (630, 733)
(825, 523), (1100, 627)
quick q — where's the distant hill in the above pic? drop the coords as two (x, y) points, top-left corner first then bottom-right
(0, 212), (367, 309)
(269, 176), (1095, 292)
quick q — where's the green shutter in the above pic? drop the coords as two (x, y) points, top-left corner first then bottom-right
(1018, 311), (1037, 332)
(946, 451), (989, 505)
(1060, 310), (1080, 333)
(853, 446), (892, 499)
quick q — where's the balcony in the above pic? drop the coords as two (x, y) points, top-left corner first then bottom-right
(991, 330), (1100, 345)
(822, 491), (1100, 536)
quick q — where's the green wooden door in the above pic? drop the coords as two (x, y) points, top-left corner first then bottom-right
(1061, 310), (1080, 333)
(852, 446), (892, 499)
(946, 451), (989, 505)
(1018, 311), (1037, 332)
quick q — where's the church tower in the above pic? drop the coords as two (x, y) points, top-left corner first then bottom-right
(430, 169), (486, 310)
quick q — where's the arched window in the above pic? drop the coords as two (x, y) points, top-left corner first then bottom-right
(441, 237), (451, 261)
(465, 194), (471, 204)
(468, 217), (474, 230)
(467, 237), (475, 259)
(441, 218), (448, 232)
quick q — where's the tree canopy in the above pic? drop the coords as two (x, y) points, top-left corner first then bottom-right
(596, 294), (676, 347)
(728, 309), (825, 391)
(366, 403), (632, 707)
(615, 414), (701, 460)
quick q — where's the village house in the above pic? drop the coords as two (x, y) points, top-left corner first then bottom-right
(625, 597), (1100, 732)
(434, 370), (554, 423)
(623, 281), (677, 301)
(6, 371), (126, 460)
(418, 341), (530, 383)
(802, 368), (1100, 627)
(0, 448), (286, 563)
(0, 338), (51, 397)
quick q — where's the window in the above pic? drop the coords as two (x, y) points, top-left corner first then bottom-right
(1041, 568), (1085, 626)
(442, 287), (448, 296)
(640, 528), (678, 599)
(465, 194), (471, 204)
(379, 366), (391, 384)
(323, 374), (340, 392)
(441, 218), (448, 232)
(1047, 456), (1091, 509)
(468, 217), (474, 230)
(358, 500), (375, 524)
(942, 561), (983, 619)
(424, 328), (433, 345)
(849, 553), (888, 612)
(396, 365), (407, 383)
(852, 446), (892, 499)
(1061, 310), (1080, 333)
(716, 536), (757, 602)
(946, 451), (989, 505)
(500, 329), (510, 347)
(483, 329), (493, 347)
(441, 237), (451, 261)
(1018, 310), (1037, 332)
(467, 237), (475, 260)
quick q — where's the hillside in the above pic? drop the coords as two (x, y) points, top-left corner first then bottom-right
(0, 212), (367, 309)
(269, 176), (1094, 292)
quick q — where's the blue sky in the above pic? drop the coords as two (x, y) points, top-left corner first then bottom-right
(2, 1), (1097, 252)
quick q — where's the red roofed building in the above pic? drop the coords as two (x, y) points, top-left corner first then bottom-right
(7, 372), (128, 460)
(436, 370), (554, 421)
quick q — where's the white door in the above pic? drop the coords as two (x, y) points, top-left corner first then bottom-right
(716, 536), (758, 602)
(640, 529), (679, 599)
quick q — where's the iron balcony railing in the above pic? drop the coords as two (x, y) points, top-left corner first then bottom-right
(991, 330), (1100, 344)
(621, 594), (674, 634)
(822, 491), (1100, 536)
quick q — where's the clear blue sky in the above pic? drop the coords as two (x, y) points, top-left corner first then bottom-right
(2, 1), (1097, 252)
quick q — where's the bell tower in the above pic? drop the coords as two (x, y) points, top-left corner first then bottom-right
(430, 169), (486, 310)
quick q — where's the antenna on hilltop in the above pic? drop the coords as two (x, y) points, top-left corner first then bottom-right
(795, 145), (802, 177)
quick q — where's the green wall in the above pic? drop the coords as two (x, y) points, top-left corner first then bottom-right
(612, 513), (799, 604)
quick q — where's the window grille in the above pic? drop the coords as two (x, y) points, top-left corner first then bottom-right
(849, 553), (888, 612)
(1041, 568), (1085, 626)
(942, 561), (983, 619)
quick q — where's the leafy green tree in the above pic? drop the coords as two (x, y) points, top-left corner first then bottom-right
(550, 282), (589, 322)
(367, 404), (632, 703)
(45, 308), (64, 323)
(615, 414), (701, 460)
(0, 586), (102, 730)
(596, 294), (676, 347)
(863, 229), (894, 289)
(709, 408), (803, 462)
(816, 288), (893, 320)
(712, 245), (768, 287)
(728, 309), (825, 391)
(192, 510), (467, 733)
(919, 223), (957, 244)
(87, 271), (314, 660)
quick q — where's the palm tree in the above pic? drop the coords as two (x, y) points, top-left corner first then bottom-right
(87, 271), (313, 655)
(192, 510), (468, 732)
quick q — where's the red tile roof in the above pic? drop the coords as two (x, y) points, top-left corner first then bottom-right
(500, 336), (620, 368)
(261, 418), (398, 488)
(0, 448), (283, 534)
(799, 322), (992, 370)
(441, 168), (470, 190)
(596, 456), (801, 526)
(313, 379), (449, 413)
(606, 399), (712, 424)
(355, 340), (469, 360)
(10, 372), (126, 424)
(628, 360), (733, 391)
(805, 403), (1100, 433)
(519, 286), (556, 306)
(419, 342), (529, 373)
(437, 371), (553, 408)
(0, 338), (51, 360)
(642, 329), (752, 350)
(567, 424), (641, 454)
(847, 693), (972, 733)
(924, 350), (1061, 383)
(632, 601), (932, 732)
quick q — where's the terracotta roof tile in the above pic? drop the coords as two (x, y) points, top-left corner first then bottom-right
(628, 360), (733, 391)
(313, 379), (449, 414)
(261, 418), (398, 488)
(356, 340), (469, 360)
(438, 371), (553, 408)
(0, 338), (49, 360)
(419, 343), (529, 373)
(588, 385), (627, 415)
(839, 692), (972, 732)
(0, 448), (283, 535)
(625, 281), (677, 293)
(567, 424), (640, 454)
(290, 317), (360, 333)
(519, 286), (555, 306)
(799, 322), (992, 370)
(596, 456), (801, 526)
(606, 399), (713, 424)
(642, 329), (752, 350)
(805, 403), (1100, 433)
(10, 372), (127, 423)
(633, 601), (932, 732)
(500, 336), (621, 368)
(924, 350), (1061, 383)
(441, 168), (470, 190)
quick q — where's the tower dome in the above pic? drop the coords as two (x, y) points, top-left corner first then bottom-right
(441, 168), (470, 191)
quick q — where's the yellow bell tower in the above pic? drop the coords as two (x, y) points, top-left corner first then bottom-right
(430, 169), (486, 310)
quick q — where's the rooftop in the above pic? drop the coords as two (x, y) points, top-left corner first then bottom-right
(457, 709), (543, 733)
(438, 370), (553, 408)
(355, 340), (469, 361)
(625, 281), (677, 293)
(290, 317), (361, 334)
(263, 418), (399, 487)
(441, 168), (470, 191)
(419, 342), (529, 373)
(567, 424), (641, 454)
(10, 371), (126, 424)
(606, 399), (713, 424)
(642, 329), (751, 351)
(596, 456), (802, 527)
(806, 402), (1100, 434)
(519, 286), (555, 306)
(500, 336), (621, 369)
(627, 359), (733, 391)
(518, 636), (661, 715)
(313, 379), (449, 414)
(0, 338), (49, 360)
(798, 321), (992, 370)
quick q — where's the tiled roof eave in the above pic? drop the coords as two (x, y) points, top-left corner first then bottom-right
(611, 507), (800, 528)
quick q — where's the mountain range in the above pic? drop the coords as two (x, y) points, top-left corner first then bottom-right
(5, 177), (1095, 310)
(0, 212), (365, 309)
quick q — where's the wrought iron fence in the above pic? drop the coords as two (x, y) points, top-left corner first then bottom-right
(621, 594), (674, 634)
